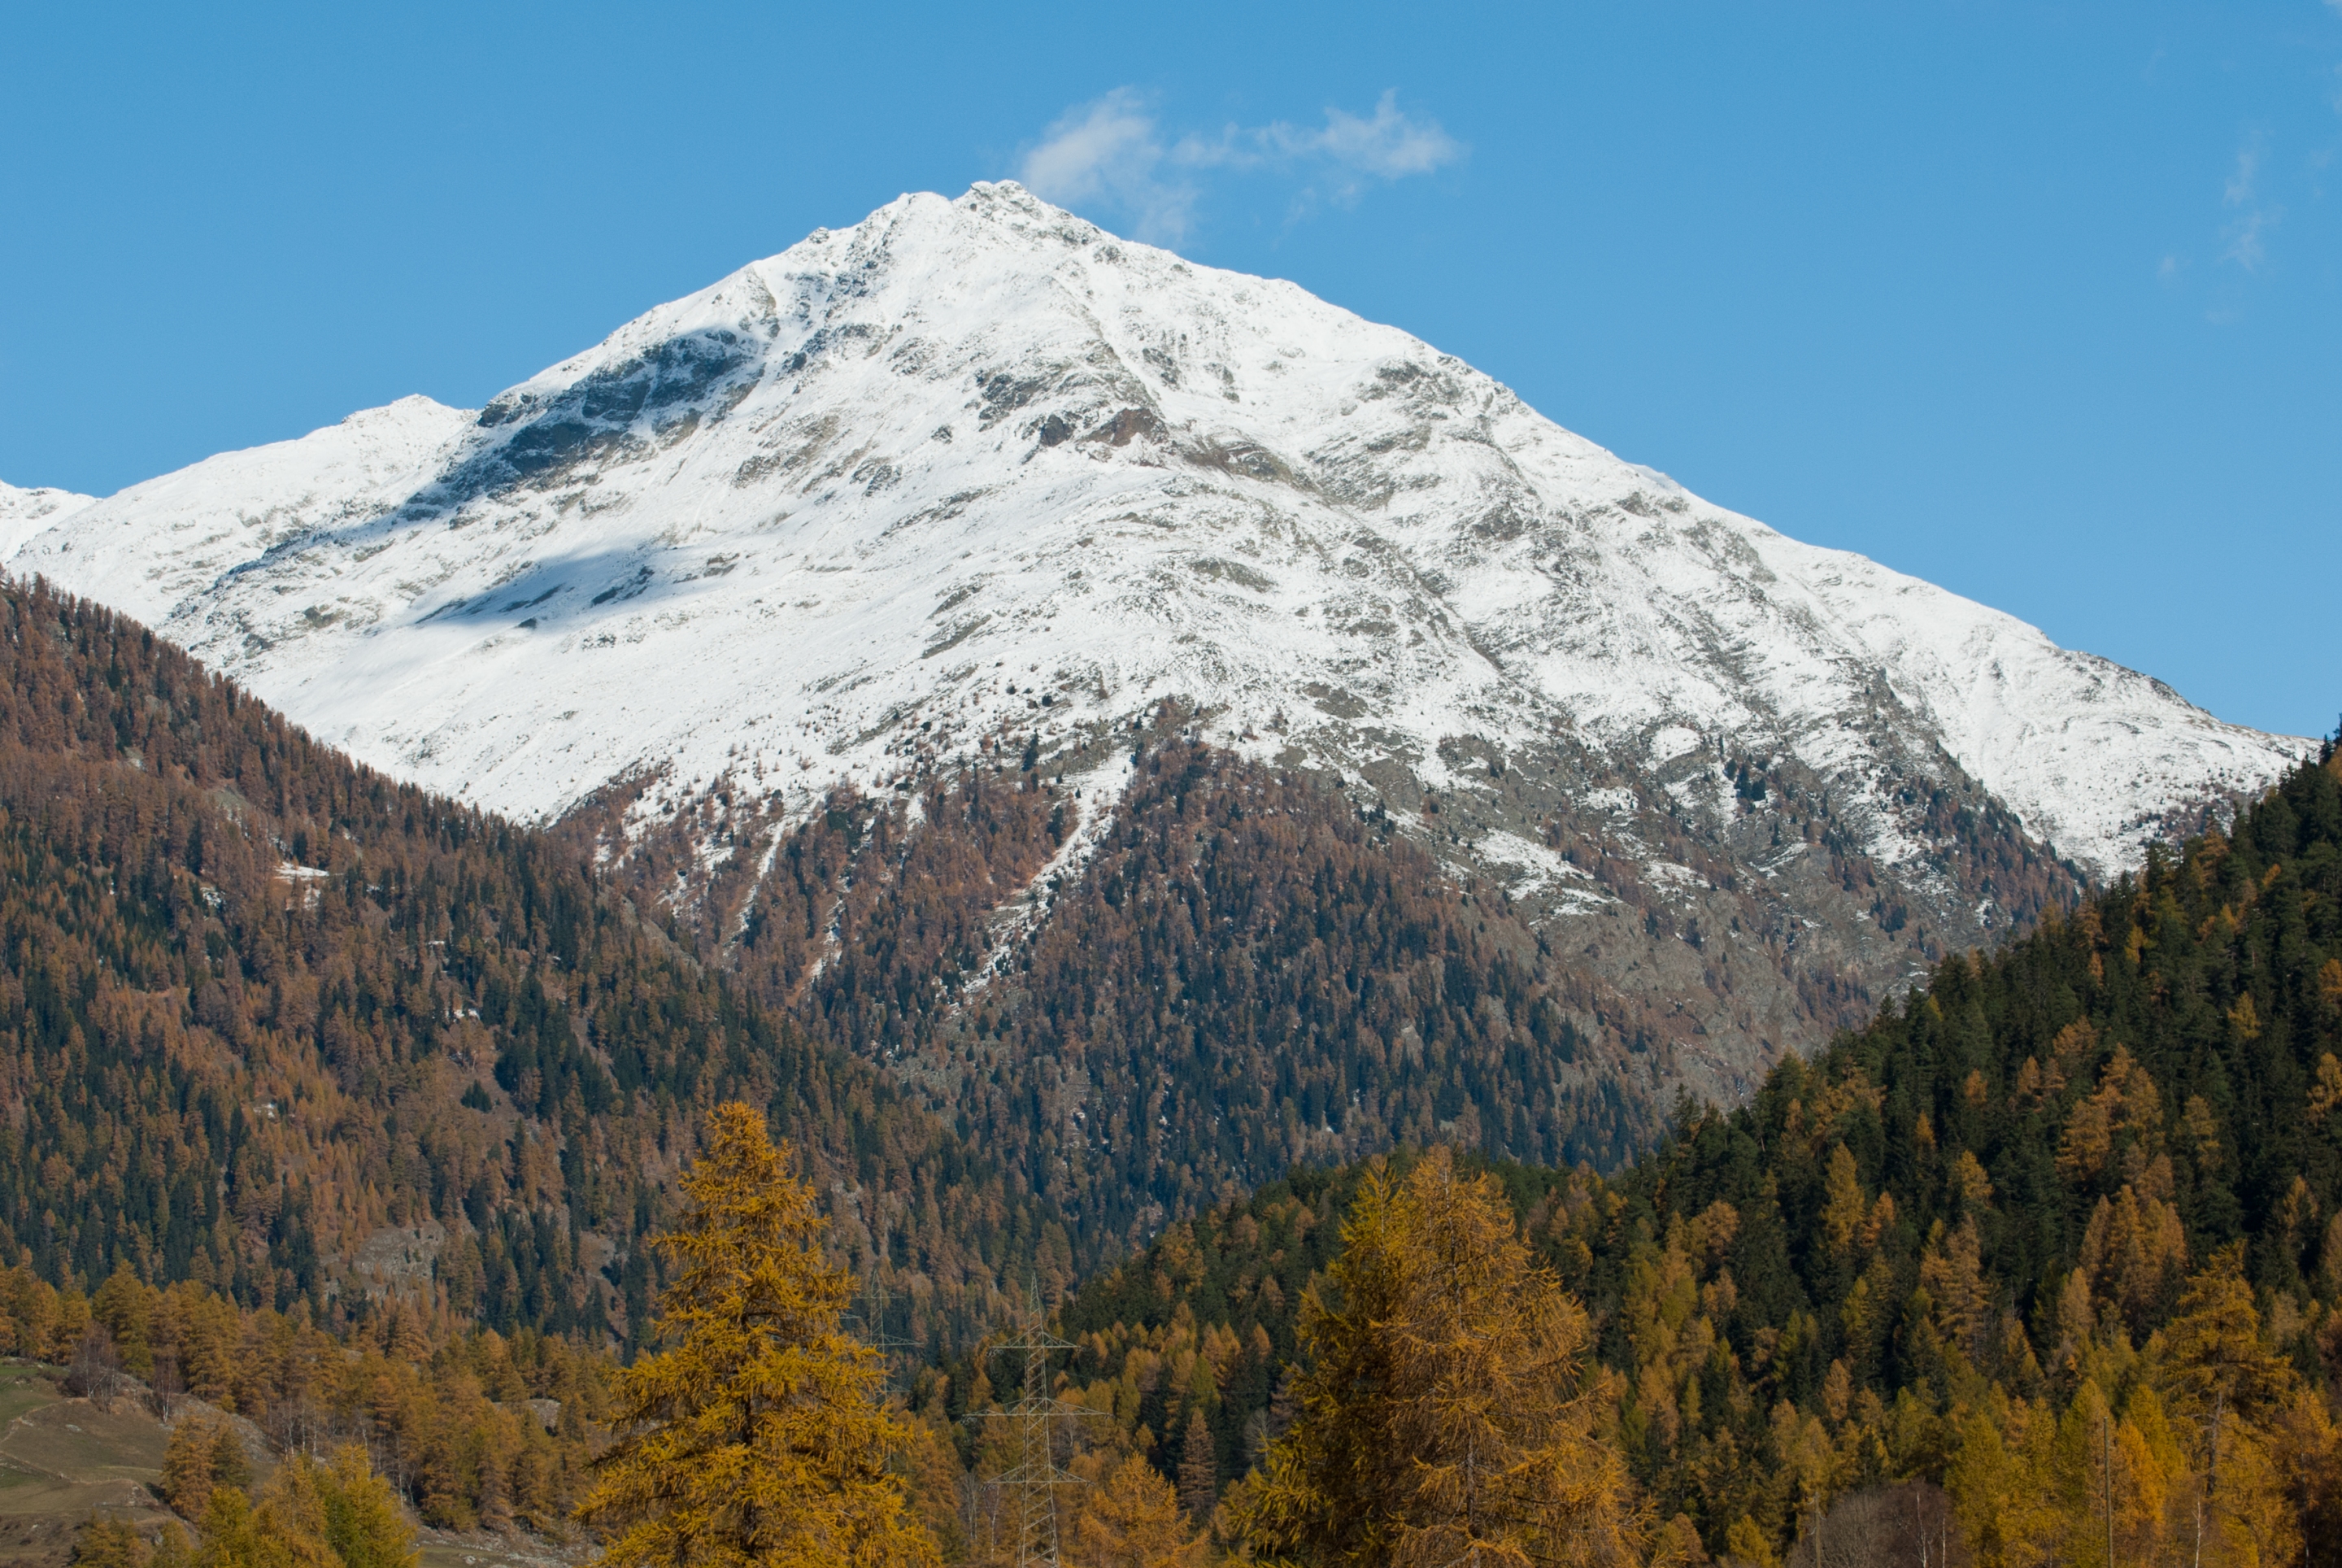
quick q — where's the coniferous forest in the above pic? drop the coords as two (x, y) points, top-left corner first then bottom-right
(8, 567), (2342, 1566)
(995, 734), (2342, 1565)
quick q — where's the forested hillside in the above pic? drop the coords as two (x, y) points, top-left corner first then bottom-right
(1573, 734), (2342, 1558)
(0, 564), (1765, 1377)
(20, 556), (2339, 1562)
(617, 738), (1736, 1265)
(0, 575), (1048, 1352)
(0, 564), (1743, 1361)
(1011, 740), (2342, 1562)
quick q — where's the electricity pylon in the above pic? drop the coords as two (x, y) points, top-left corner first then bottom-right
(847, 1274), (921, 1393)
(968, 1298), (1097, 1567)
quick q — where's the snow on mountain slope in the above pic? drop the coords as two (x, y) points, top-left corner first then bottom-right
(5, 183), (2305, 1084)
(14, 185), (2293, 873)
(0, 481), (96, 561)
(15, 398), (477, 631)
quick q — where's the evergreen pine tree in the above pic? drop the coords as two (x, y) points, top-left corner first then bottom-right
(575, 1101), (938, 1567)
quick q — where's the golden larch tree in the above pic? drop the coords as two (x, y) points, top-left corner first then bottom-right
(1234, 1148), (1646, 1568)
(577, 1102), (938, 1567)
(1071, 1453), (1205, 1568)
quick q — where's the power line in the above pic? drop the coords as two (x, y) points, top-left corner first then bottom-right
(844, 1274), (921, 1394)
(964, 1298), (1099, 1568)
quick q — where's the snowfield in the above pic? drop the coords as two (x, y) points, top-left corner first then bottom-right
(0, 481), (98, 561)
(7, 182), (2303, 882)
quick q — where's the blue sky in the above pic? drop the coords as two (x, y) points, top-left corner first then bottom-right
(2, 2), (2335, 736)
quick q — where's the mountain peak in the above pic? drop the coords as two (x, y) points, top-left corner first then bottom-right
(4, 190), (2305, 1087)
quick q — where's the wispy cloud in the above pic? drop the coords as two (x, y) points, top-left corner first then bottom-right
(1016, 89), (1463, 246)
(2226, 146), (2260, 205)
(2330, 7), (2342, 112)
(1174, 92), (1465, 193)
(1016, 90), (1198, 245)
(2220, 145), (2279, 271)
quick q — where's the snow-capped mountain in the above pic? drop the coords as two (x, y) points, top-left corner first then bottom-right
(0, 481), (95, 561)
(7, 182), (2305, 1091)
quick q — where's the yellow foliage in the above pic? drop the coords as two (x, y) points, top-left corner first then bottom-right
(1920, 1220), (1991, 1365)
(287, 1447), (416, 1568)
(2227, 993), (2262, 1043)
(2056, 1046), (2161, 1187)
(2152, 1248), (2293, 1422)
(1784, 1069), (1884, 1157)
(2270, 1390), (2342, 1564)
(1860, 1190), (1897, 1251)
(191, 1483), (336, 1568)
(2309, 1053), (2342, 1122)
(1070, 1453), (1204, 1568)
(1721, 1516), (1775, 1568)
(1950, 1150), (1995, 1213)
(574, 1102), (937, 1568)
(1648, 1513), (1706, 1566)
(1817, 1147), (1865, 1258)
(162, 1416), (224, 1516)
(1948, 1398), (2060, 1568)
(1235, 1148), (1646, 1568)
(1769, 1400), (1834, 1525)
(2183, 1095), (2223, 1161)
(2079, 1186), (2188, 1340)
(2188, 1401), (2299, 1568)
(2049, 1268), (2095, 1376)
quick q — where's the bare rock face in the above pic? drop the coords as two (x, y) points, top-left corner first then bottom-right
(11, 182), (2303, 1114)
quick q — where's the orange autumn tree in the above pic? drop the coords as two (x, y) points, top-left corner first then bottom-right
(1071, 1453), (1206, 1568)
(1234, 1148), (1647, 1568)
(577, 1102), (938, 1568)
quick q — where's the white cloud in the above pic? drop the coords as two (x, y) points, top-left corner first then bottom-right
(1324, 97), (1461, 175)
(2224, 207), (2275, 270)
(1178, 90), (1463, 182)
(1016, 90), (1197, 245)
(1017, 89), (1462, 245)
(2221, 146), (2279, 271)
(2225, 146), (2260, 205)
